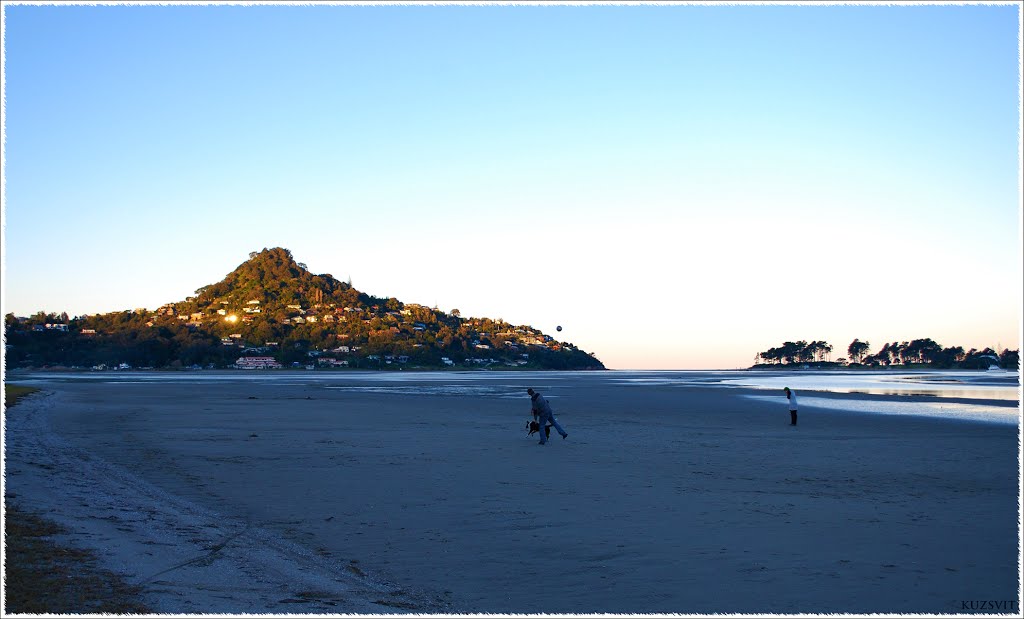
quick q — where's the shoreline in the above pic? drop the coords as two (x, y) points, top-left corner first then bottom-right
(3, 389), (450, 614)
(3, 374), (1020, 614)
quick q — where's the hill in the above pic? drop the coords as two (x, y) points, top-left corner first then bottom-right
(5, 248), (605, 371)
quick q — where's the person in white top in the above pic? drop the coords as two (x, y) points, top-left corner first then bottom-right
(783, 387), (798, 426)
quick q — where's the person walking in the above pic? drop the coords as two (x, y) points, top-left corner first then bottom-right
(783, 387), (798, 426)
(527, 388), (568, 444)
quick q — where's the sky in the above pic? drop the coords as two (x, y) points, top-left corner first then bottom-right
(1, 1), (1021, 370)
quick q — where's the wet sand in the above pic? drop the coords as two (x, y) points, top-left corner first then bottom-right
(3, 372), (1020, 614)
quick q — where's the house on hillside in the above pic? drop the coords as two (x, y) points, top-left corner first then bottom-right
(234, 356), (283, 369)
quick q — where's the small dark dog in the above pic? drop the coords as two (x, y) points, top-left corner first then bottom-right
(527, 420), (552, 438)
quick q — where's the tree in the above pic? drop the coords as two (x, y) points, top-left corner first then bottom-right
(931, 346), (964, 369)
(960, 348), (1000, 370)
(847, 339), (870, 364)
(892, 342), (909, 365)
(803, 340), (833, 363)
(908, 338), (942, 365)
(876, 342), (892, 366)
(780, 341), (806, 365)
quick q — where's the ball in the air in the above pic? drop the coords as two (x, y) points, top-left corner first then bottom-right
(556, 326), (562, 332)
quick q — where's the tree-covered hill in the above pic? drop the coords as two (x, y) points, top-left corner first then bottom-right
(5, 248), (605, 371)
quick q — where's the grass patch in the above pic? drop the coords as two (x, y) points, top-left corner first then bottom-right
(4, 505), (153, 614)
(4, 383), (152, 613)
(4, 384), (40, 409)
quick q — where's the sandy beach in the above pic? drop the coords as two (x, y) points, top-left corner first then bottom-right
(3, 370), (1020, 614)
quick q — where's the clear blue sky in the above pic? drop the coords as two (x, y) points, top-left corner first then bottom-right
(2, 1), (1021, 369)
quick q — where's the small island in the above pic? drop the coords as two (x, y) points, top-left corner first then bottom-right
(752, 338), (1017, 371)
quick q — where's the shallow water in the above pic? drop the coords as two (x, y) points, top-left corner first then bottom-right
(609, 369), (1020, 400)
(10, 368), (1020, 424)
(742, 394), (1020, 425)
(711, 370), (1020, 401)
(612, 369), (1021, 425)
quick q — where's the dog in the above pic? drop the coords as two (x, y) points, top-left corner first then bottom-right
(527, 419), (552, 438)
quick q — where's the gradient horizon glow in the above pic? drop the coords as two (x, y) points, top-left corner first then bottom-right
(2, 2), (1021, 370)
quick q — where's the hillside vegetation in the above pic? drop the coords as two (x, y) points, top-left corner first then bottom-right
(6, 248), (604, 371)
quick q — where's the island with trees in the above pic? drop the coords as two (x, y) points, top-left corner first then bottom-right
(5, 248), (605, 372)
(753, 338), (1018, 370)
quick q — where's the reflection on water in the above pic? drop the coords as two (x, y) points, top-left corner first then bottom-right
(610, 369), (1020, 424)
(832, 388), (1015, 400)
(743, 394), (1020, 426)
(607, 370), (1020, 402)
(718, 372), (1020, 402)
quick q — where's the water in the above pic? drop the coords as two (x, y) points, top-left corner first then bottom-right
(608, 369), (1020, 400)
(8, 368), (1020, 425)
(609, 369), (1021, 425)
(742, 394), (1020, 425)
(712, 370), (1020, 401)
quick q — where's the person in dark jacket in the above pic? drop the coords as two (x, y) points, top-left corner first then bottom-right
(527, 388), (568, 445)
